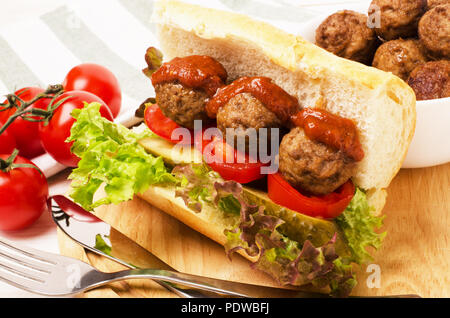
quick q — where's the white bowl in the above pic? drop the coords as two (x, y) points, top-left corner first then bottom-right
(296, 14), (450, 169)
(402, 97), (450, 168)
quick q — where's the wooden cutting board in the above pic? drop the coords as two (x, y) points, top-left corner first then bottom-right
(58, 162), (450, 298)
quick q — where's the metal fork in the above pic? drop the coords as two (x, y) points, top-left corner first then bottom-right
(0, 236), (280, 297)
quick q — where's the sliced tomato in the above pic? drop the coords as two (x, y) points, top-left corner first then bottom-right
(144, 104), (193, 144)
(194, 129), (266, 184)
(268, 173), (355, 219)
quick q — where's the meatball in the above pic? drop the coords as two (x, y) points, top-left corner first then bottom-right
(154, 82), (210, 129)
(427, 0), (449, 10)
(370, 0), (427, 40)
(407, 60), (450, 100)
(418, 4), (450, 59)
(216, 93), (282, 154)
(278, 127), (356, 195)
(372, 39), (428, 80)
(315, 10), (379, 64)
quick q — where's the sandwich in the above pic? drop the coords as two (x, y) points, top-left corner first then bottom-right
(67, 0), (416, 297)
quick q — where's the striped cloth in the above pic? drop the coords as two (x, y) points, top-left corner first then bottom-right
(0, 0), (369, 176)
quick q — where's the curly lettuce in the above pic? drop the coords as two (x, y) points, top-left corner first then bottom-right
(213, 180), (356, 297)
(336, 188), (386, 264)
(67, 102), (177, 211)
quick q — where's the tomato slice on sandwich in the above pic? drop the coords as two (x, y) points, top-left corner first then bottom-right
(194, 129), (267, 184)
(268, 173), (355, 219)
(144, 104), (193, 144)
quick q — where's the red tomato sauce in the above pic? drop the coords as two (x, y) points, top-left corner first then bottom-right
(151, 55), (228, 97)
(205, 76), (300, 122)
(205, 75), (364, 161)
(291, 108), (364, 161)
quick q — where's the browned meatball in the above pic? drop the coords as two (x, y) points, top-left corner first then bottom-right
(154, 82), (210, 129)
(372, 39), (428, 80)
(370, 0), (427, 40)
(216, 93), (282, 154)
(427, 0), (450, 10)
(278, 127), (356, 195)
(407, 60), (450, 100)
(315, 10), (379, 64)
(418, 4), (450, 59)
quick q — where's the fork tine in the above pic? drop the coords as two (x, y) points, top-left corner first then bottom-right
(0, 239), (56, 265)
(0, 238), (56, 277)
(0, 236), (100, 297)
(0, 269), (46, 295)
(0, 250), (51, 274)
(0, 239), (53, 285)
(0, 258), (45, 283)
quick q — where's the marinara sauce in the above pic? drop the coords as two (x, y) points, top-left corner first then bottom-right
(207, 75), (364, 161)
(206, 76), (300, 122)
(151, 55), (227, 97)
(291, 108), (364, 161)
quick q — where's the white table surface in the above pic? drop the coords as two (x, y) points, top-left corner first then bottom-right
(0, 0), (370, 298)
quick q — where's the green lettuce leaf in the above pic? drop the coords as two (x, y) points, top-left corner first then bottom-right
(172, 164), (220, 212)
(217, 194), (241, 216)
(94, 234), (112, 256)
(336, 188), (386, 264)
(67, 102), (177, 211)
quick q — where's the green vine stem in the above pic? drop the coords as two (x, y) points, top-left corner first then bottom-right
(0, 84), (67, 136)
(0, 149), (42, 174)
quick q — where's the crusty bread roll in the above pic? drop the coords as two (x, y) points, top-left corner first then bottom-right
(134, 0), (416, 260)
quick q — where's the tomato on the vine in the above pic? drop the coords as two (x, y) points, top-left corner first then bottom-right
(0, 87), (50, 158)
(62, 63), (122, 118)
(0, 129), (16, 155)
(0, 153), (48, 231)
(38, 90), (114, 167)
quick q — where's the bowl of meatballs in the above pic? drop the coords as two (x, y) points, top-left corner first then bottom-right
(298, 0), (450, 168)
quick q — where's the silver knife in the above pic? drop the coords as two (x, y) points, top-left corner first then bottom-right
(48, 195), (214, 298)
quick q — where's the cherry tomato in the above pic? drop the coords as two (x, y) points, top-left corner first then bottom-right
(0, 87), (50, 158)
(38, 90), (114, 167)
(144, 104), (193, 144)
(194, 129), (266, 184)
(0, 154), (48, 230)
(0, 129), (16, 154)
(62, 63), (122, 118)
(267, 173), (355, 219)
